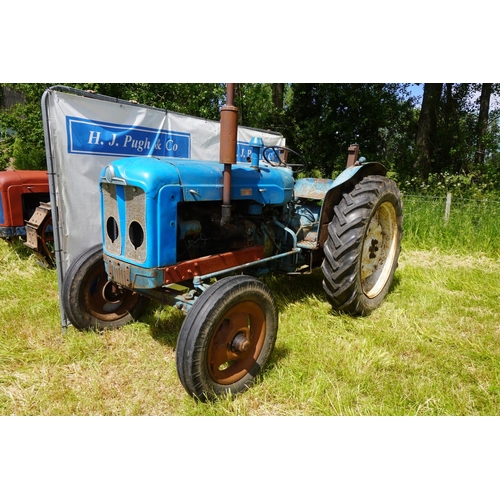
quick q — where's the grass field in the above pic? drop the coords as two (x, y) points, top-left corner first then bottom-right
(1, 195), (500, 416)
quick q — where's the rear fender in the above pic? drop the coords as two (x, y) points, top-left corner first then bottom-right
(317, 162), (386, 247)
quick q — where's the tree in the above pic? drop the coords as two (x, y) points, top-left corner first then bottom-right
(476, 83), (492, 165)
(272, 83), (284, 111)
(283, 83), (416, 177)
(0, 83), (227, 170)
(233, 83), (284, 129)
(0, 84), (51, 169)
(3, 82), (500, 190)
(414, 83), (442, 181)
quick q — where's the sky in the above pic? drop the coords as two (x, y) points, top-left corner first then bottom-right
(408, 84), (424, 105)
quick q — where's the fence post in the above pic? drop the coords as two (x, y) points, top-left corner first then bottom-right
(444, 192), (452, 224)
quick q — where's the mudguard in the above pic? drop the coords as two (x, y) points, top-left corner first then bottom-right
(294, 162), (387, 248)
(294, 162), (386, 201)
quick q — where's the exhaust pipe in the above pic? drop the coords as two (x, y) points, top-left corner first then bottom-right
(219, 83), (238, 226)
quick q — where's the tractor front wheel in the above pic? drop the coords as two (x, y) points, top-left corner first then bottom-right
(176, 275), (278, 401)
(62, 244), (151, 330)
(321, 175), (403, 316)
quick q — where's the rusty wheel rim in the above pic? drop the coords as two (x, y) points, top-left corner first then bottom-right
(83, 262), (142, 321)
(207, 301), (266, 385)
(40, 216), (55, 264)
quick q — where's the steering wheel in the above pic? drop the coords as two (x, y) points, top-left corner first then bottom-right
(262, 146), (308, 174)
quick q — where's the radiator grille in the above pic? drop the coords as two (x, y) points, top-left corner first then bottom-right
(124, 186), (146, 262)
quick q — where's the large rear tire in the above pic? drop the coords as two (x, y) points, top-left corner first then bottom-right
(62, 244), (151, 330)
(321, 175), (403, 316)
(176, 275), (278, 401)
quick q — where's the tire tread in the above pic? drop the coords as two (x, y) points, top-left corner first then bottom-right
(321, 175), (403, 316)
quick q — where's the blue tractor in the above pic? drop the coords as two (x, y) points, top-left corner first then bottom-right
(62, 85), (403, 401)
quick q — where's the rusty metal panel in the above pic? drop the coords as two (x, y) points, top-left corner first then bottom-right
(24, 225), (39, 249)
(164, 246), (264, 285)
(104, 256), (131, 287)
(294, 178), (334, 200)
(23, 201), (54, 265)
(297, 231), (319, 250)
(24, 202), (51, 250)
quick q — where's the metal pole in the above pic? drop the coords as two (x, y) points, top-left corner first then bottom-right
(219, 83), (238, 226)
(445, 192), (452, 224)
(41, 89), (68, 330)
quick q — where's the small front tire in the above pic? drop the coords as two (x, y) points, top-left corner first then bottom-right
(176, 275), (278, 401)
(62, 244), (151, 330)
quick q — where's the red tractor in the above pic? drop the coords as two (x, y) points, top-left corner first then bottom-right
(0, 169), (54, 265)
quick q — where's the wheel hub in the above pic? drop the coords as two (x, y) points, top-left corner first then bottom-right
(361, 201), (398, 298)
(231, 332), (251, 353)
(102, 281), (124, 303)
(361, 218), (383, 280)
(207, 301), (267, 385)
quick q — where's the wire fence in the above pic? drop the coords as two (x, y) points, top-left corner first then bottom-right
(401, 193), (500, 256)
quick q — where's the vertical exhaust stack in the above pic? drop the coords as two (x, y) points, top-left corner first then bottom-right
(346, 144), (360, 167)
(219, 83), (239, 226)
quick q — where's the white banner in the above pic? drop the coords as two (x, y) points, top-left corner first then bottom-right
(42, 87), (286, 275)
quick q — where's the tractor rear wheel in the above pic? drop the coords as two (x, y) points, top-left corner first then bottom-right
(321, 175), (403, 316)
(62, 244), (150, 330)
(176, 275), (278, 401)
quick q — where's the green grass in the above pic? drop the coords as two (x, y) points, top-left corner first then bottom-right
(403, 194), (500, 257)
(2, 221), (500, 415)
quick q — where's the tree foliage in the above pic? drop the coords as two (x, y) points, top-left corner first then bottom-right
(281, 83), (417, 177)
(407, 83), (500, 195)
(2, 82), (500, 195)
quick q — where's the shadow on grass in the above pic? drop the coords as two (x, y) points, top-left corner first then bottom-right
(140, 270), (329, 348)
(2, 237), (34, 261)
(138, 267), (402, 353)
(1, 237), (55, 269)
(265, 343), (291, 371)
(142, 301), (292, 369)
(390, 271), (402, 294)
(262, 269), (327, 313)
(262, 266), (403, 324)
(143, 304), (185, 348)
(261, 267), (403, 312)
